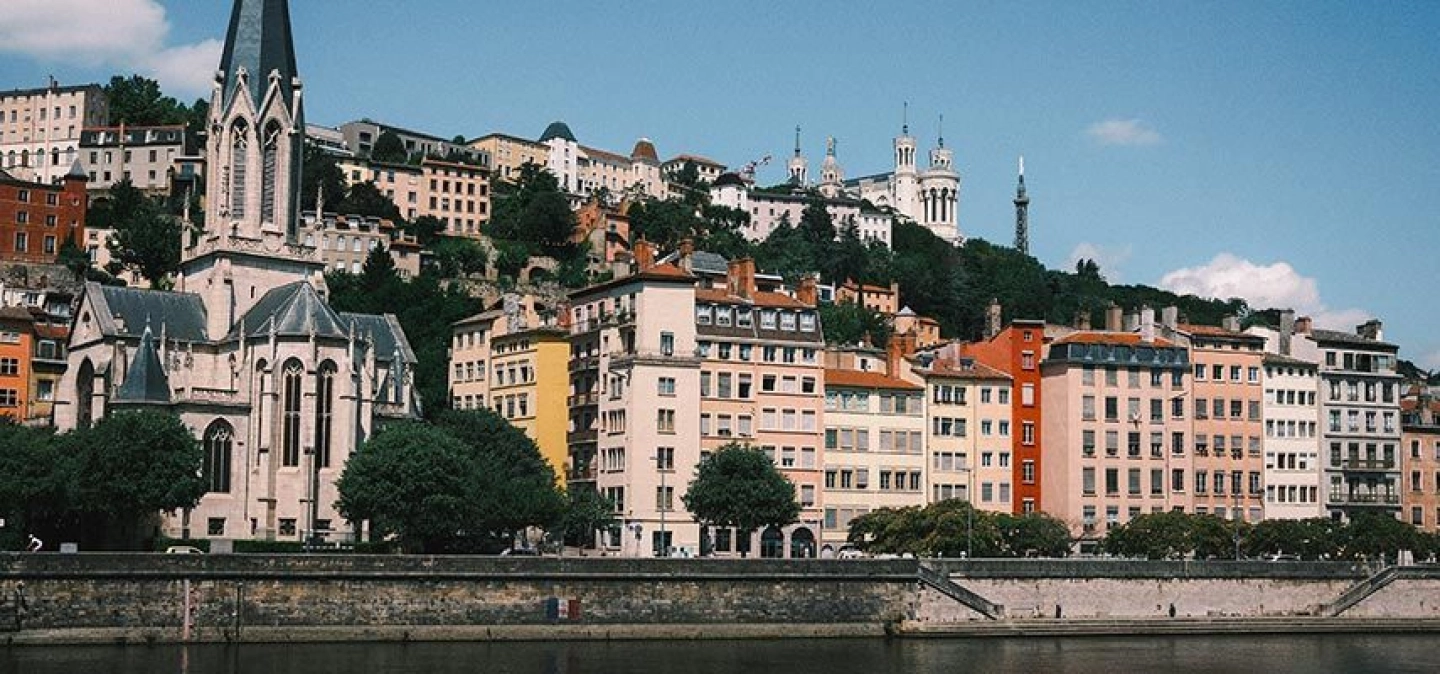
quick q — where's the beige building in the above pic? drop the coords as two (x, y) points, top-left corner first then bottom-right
(79, 124), (192, 194)
(469, 133), (548, 183)
(914, 355), (1013, 512)
(449, 295), (570, 483)
(301, 211), (420, 278)
(0, 81), (108, 184)
(822, 341), (927, 550)
(1041, 316), (1191, 552)
(567, 242), (702, 557)
(1402, 388), (1440, 532)
(336, 158), (490, 238)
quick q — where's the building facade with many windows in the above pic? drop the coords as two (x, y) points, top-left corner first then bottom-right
(1401, 389), (1440, 532)
(1261, 353), (1324, 520)
(1174, 322), (1267, 523)
(0, 161), (87, 264)
(0, 81), (108, 184)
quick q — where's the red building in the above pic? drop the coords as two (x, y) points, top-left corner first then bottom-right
(0, 161), (87, 263)
(958, 312), (1050, 514)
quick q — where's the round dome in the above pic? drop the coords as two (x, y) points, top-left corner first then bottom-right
(539, 121), (576, 143)
(631, 138), (658, 162)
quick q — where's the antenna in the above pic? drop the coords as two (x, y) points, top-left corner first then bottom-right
(938, 113), (944, 147)
(1019, 155), (1025, 177)
(902, 101), (909, 134)
(793, 125), (801, 156)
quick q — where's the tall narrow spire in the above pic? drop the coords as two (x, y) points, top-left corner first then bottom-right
(902, 101), (909, 135)
(937, 113), (944, 148)
(1014, 155), (1030, 256)
(219, 0), (299, 113)
(793, 125), (801, 157)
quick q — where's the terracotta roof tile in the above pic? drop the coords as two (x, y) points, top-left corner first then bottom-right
(825, 368), (921, 390)
(1052, 331), (1175, 348)
(1178, 323), (1264, 341)
(924, 359), (1012, 380)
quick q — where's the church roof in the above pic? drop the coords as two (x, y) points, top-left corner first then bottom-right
(231, 281), (349, 340)
(341, 312), (417, 365)
(219, 0), (299, 114)
(90, 284), (209, 342)
(114, 325), (172, 404)
(540, 121), (576, 143)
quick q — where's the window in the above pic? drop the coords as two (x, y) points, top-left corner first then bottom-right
(1021, 383), (1035, 406)
(208, 518), (226, 536)
(657, 409), (675, 433)
(660, 331), (674, 356)
(314, 362), (335, 467)
(281, 360), (303, 467)
(658, 377), (676, 396)
(202, 421), (233, 493)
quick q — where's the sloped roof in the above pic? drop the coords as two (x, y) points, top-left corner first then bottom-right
(1310, 328), (1398, 351)
(1263, 353), (1317, 368)
(825, 368), (921, 390)
(114, 326), (171, 404)
(1052, 331), (1175, 348)
(231, 281), (349, 340)
(1178, 322), (1264, 342)
(713, 172), (746, 188)
(92, 284), (208, 341)
(219, 0), (299, 114)
(540, 121), (576, 142)
(924, 359), (1012, 381)
(342, 312), (417, 364)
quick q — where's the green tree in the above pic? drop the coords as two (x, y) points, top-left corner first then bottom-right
(752, 215), (815, 283)
(339, 181), (402, 221)
(817, 300), (891, 347)
(798, 198), (835, 248)
(64, 410), (206, 550)
(0, 421), (68, 551)
(104, 75), (189, 125)
(432, 409), (566, 545)
(300, 143), (347, 212)
(628, 198), (701, 250)
(361, 241), (397, 287)
(682, 443), (800, 550)
(1340, 512), (1422, 562)
(995, 512), (1073, 558)
(493, 240), (531, 279)
(1102, 510), (1201, 560)
(406, 214), (446, 246)
(104, 179), (181, 288)
(559, 487), (617, 554)
(336, 421), (482, 552)
(427, 236), (489, 278)
(521, 190), (578, 251)
(57, 234), (91, 282)
(369, 129), (408, 163)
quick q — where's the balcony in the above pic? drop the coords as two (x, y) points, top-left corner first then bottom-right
(567, 429), (598, 444)
(1339, 458), (1396, 471)
(568, 465), (597, 482)
(568, 355), (600, 372)
(567, 392), (599, 407)
(609, 350), (701, 369)
(1328, 492), (1400, 506)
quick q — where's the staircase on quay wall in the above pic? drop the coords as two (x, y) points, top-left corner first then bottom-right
(916, 563), (1004, 620)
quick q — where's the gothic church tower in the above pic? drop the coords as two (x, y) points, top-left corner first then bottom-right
(179, 0), (323, 339)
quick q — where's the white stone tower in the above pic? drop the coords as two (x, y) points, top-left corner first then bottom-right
(892, 104), (918, 221)
(917, 114), (960, 243)
(818, 136), (843, 198)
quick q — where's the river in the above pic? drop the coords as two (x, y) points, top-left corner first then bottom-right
(3, 635), (1436, 674)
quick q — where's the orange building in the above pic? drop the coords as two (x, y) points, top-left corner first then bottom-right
(1401, 388), (1440, 532)
(0, 161), (87, 263)
(0, 306), (35, 421)
(958, 316), (1049, 514)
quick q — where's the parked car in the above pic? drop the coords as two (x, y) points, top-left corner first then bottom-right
(165, 546), (205, 555)
(837, 546), (867, 560)
(499, 547), (539, 556)
(1265, 553), (1300, 562)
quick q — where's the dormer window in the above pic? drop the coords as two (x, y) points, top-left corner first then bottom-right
(780, 312), (797, 331)
(737, 308), (753, 328)
(716, 307), (732, 327)
(760, 310), (777, 330)
(695, 305), (711, 325)
(799, 313), (816, 332)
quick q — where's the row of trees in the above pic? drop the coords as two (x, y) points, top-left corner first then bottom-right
(0, 413), (205, 551)
(1103, 511), (1440, 561)
(847, 499), (1073, 558)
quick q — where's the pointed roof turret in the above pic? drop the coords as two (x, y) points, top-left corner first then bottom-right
(115, 323), (172, 404)
(65, 158), (88, 180)
(218, 0), (299, 113)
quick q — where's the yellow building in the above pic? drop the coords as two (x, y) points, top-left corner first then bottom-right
(450, 295), (570, 484)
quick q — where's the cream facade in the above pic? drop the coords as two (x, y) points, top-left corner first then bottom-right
(79, 125), (190, 193)
(1261, 353), (1324, 520)
(469, 133), (548, 183)
(1174, 322), (1267, 523)
(916, 357), (1014, 513)
(0, 81), (108, 184)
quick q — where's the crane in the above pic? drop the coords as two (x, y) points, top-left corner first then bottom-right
(739, 154), (772, 182)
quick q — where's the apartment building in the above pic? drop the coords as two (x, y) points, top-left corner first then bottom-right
(0, 81), (108, 184)
(1261, 353), (1323, 519)
(1175, 320), (1267, 523)
(1312, 321), (1403, 519)
(78, 124), (191, 193)
(566, 242), (701, 557)
(1040, 313), (1191, 552)
(958, 310), (1049, 513)
(662, 154), (726, 184)
(821, 339), (927, 550)
(1401, 388), (1440, 531)
(690, 253), (825, 558)
(912, 354), (1013, 512)
(0, 163), (88, 264)
(449, 295), (570, 483)
(0, 306), (35, 421)
(468, 133), (548, 183)
(300, 211), (420, 278)
(336, 158), (490, 237)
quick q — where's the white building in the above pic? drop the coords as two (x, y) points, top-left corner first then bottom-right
(839, 115), (961, 244)
(0, 81), (108, 184)
(1261, 353), (1324, 520)
(709, 173), (892, 246)
(55, 0), (418, 543)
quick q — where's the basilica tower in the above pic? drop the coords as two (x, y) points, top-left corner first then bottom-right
(787, 125), (808, 186)
(917, 115), (960, 243)
(818, 136), (843, 198)
(179, 0), (323, 339)
(892, 105), (918, 221)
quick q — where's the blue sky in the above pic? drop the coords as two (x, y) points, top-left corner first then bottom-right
(2, 1), (1437, 367)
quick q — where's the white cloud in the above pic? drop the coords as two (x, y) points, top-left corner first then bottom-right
(1068, 242), (1133, 282)
(1158, 253), (1370, 330)
(0, 0), (218, 98)
(1086, 118), (1162, 146)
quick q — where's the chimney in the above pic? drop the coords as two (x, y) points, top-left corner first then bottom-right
(1073, 309), (1092, 331)
(1294, 315), (1312, 335)
(1222, 315), (1241, 333)
(611, 252), (633, 278)
(1161, 306), (1179, 330)
(678, 238), (695, 273)
(985, 298), (1002, 340)
(633, 238), (655, 270)
(727, 258), (756, 300)
(796, 275), (818, 306)
(1105, 304), (1123, 332)
(1123, 311), (1139, 333)
(1357, 319), (1383, 342)
(1279, 309), (1295, 356)
(885, 330), (917, 377)
(1140, 305), (1155, 343)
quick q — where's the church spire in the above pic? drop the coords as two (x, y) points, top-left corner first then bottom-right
(902, 101), (909, 135)
(1014, 156), (1030, 255)
(937, 113), (944, 148)
(219, 0), (299, 114)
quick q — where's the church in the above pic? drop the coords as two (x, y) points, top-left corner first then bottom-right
(54, 0), (419, 543)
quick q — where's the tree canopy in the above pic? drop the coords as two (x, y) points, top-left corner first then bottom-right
(98, 179), (182, 288)
(369, 130), (408, 163)
(104, 74), (205, 129)
(848, 499), (1071, 558)
(682, 443), (800, 535)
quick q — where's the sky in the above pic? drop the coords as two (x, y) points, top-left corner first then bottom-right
(1, 0), (1437, 368)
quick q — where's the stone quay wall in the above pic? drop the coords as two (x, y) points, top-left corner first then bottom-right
(3, 555), (1440, 643)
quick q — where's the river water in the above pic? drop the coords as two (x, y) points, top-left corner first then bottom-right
(4, 635), (1436, 674)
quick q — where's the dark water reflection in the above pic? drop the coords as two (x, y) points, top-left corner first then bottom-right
(3, 634), (1437, 674)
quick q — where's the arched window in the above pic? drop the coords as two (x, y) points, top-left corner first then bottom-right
(260, 121), (281, 225)
(75, 358), (94, 429)
(230, 120), (250, 219)
(20, 149), (29, 168)
(281, 359), (303, 467)
(203, 420), (234, 493)
(314, 361), (336, 468)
